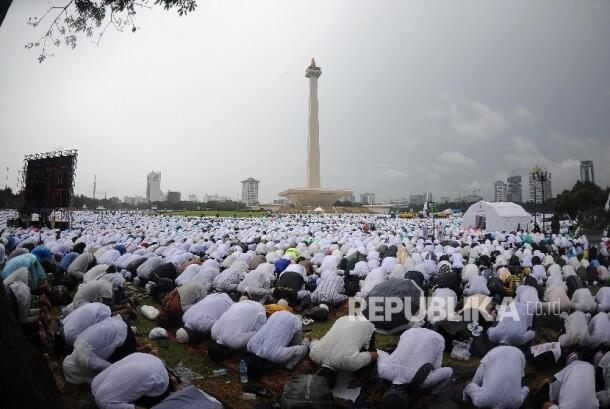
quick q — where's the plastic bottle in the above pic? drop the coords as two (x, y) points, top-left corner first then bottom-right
(239, 359), (248, 384)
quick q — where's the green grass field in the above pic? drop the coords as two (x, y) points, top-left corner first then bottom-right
(161, 210), (267, 218)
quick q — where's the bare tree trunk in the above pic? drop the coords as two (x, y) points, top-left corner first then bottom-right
(0, 0), (13, 27)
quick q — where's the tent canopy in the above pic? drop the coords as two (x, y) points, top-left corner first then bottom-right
(462, 201), (531, 232)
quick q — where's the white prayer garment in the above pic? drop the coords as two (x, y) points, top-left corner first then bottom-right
(182, 293), (233, 334)
(67, 280), (113, 313)
(309, 315), (375, 372)
(589, 312), (610, 348)
(377, 328), (452, 393)
(83, 264), (111, 283)
(212, 261), (248, 292)
(175, 264), (202, 286)
(237, 263), (274, 299)
(211, 300), (266, 349)
(544, 286), (571, 313)
(63, 315), (128, 384)
(3, 267), (29, 286)
(6, 281), (31, 322)
(97, 249), (121, 265)
(571, 288), (597, 313)
(598, 287), (610, 313)
(247, 310), (309, 368)
(532, 265), (547, 283)
(487, 302), (535, 346)
(559, 311), (592, 348)
(61, 302), (112, 346)
(188, 267), (220, 288)
(548, 359), (599, 409)
(463, 346), (529, 409)
(136, 256), (164, 280)
(514, 285), (539, 307)
(463, 275), (490, 297)
(91, 353), (169, 409)
(68, 253), (94, 280)
(176, 281), (208, 311)
(114, 253), (139, 270)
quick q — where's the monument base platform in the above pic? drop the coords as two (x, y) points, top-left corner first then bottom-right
(278, 187), (353, 207)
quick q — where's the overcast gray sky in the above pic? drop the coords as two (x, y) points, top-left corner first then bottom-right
(1, 0), (609, 203)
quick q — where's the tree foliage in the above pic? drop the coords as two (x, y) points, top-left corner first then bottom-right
(0, 187), (22, 209)
(554, 181), (610, 228)
(24, 0), (197, 62)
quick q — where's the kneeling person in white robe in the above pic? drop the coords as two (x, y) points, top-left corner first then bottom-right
(211, 300), (266, 350)
(463, 346), (529, 408)
(571, 288), (597, 313)
(559, 311), (592, 347)
(63, 315), (131, 384)
(487, 302), (535, 346)
(91, 352), (171, 409)
(377, 327), (452, 394)
(309, 315), (376, 373)
(543, 353), (599, 409)
(178, 293), (234, 343)
(247, 310), (309, 369)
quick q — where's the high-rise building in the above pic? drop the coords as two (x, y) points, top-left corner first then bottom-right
(241, 177), (260, 206)
(580, 160), (595, 184)
(494, 181), (508, 202)
(360, 192), (376, 205)
(146, 171), (162, 202)
(528, 173), (553, 203)
(506, 175), (522, 203)
(167, 191), (181, 203)
(341, 193), (356, 204)
(440, 196), (451, 204)
(188, 194), (198, 202)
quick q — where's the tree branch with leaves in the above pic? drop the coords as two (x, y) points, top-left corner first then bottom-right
(25, 0), (197, 62)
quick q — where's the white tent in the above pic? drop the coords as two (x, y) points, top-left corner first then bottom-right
(462, 201), (531, 232)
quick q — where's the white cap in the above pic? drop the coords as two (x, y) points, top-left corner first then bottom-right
(176, 327), (189, 344)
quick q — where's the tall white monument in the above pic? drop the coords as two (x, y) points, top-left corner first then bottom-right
(279, 58), (352, 207)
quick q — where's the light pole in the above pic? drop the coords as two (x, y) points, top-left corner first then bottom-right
(531, 166), (550, 235)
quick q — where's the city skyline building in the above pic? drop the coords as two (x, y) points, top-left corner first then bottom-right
(360, 192), (376, 205)
(528, 172), (552, 203)
(494, 180), (508, 202)
(167, 190), (181, 203)
(507, 175), (522, 203)
(146, 171), (162, 202)
(241, 177), (260, 206)
(580, 160), (595, 184)
(341, 193), (356, 204)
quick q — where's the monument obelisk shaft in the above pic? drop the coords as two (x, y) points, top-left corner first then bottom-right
(306, 58), (322, 189)
(277, 58), (352, 207)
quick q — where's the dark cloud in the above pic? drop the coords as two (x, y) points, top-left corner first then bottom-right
(1, 0), (608, 202)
